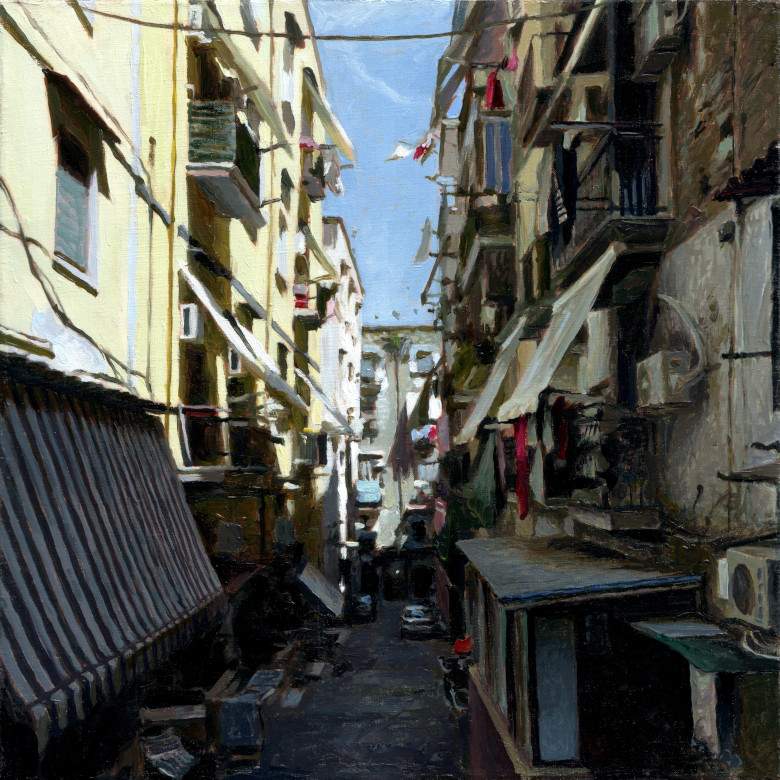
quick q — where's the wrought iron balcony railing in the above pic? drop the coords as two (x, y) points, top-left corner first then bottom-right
(552, 130), (670, 274)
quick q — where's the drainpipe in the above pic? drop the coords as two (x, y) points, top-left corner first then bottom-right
(164, 0), (179, 435)
(265, 0), (276, 352)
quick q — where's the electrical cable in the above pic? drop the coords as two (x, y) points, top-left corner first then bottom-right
(0, 176), (147, 387)
(8, 0), (595, 42)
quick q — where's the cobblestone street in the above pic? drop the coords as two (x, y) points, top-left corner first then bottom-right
(231, 602), (469, 780)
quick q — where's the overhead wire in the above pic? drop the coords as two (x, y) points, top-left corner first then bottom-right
(0, 176), (146, 388)
(7, 0), (595, 42)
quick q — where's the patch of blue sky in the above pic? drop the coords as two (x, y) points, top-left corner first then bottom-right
(309, 0), (457, 326)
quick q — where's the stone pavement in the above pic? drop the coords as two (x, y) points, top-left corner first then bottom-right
(229, 600), (469, 780)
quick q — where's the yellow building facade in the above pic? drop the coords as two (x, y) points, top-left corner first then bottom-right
(0, 0), (355, 578)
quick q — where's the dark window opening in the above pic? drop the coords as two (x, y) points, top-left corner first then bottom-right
(192, 47), (232, 100)
(616, 292), (652, 408)
(277, 343), (289, 382)
(236, 121), (259, 193)
(58, 131), (89, 185)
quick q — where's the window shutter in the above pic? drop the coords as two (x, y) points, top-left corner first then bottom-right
(483, 119), (512, 195)
(484, 121), (497, 191)
(55, 167), (89, 269)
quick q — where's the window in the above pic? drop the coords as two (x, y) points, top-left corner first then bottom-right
(54, 130), (99, 285)
(533, 616), (579, 762)
(277, 218), (288, 278)
(228, 348), (242, 375)
(323, 222), (338, 248)
(281, 37), (295, 133)
(483, 118), (512, 195)
(277, 343), (289, 381)
(180, 303), (202, 340)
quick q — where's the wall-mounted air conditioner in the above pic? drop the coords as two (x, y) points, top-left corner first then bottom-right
(180, 303), (203, 341)
(723, 545), (780, 631)
(637, 350), (693, 407)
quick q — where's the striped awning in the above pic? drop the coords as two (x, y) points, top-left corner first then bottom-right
(0, 377), (224, 752)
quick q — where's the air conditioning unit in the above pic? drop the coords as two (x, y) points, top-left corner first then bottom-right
(723, 545), (780, 630)
(636, 350), (692, 407)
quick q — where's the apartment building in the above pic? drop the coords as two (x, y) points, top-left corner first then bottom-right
(422, 2), (780, 777)
(0, 0), (355, 772)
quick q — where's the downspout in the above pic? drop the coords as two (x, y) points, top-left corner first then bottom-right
(164, 0), (179, 435)
(725, 0), (739, 531)
(127, 0), (141, 391)
(395, 352), (404, 522)
(265, 0), (276, 351)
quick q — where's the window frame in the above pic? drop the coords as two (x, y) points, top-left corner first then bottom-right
(227, 348), (243, 376)
(53, 128), (100, 292)
(180, 303), (203, 341)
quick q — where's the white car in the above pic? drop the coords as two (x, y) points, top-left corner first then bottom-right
(399, 603), (443, 639)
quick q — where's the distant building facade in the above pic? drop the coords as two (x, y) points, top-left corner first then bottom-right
(359, 325), (440, 548)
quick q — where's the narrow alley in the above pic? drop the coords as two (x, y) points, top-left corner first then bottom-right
(235, 602), (468, 780)
(0, 1), (779, 779)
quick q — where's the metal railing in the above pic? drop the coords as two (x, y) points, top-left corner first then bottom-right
(188, 100), (236, 165)
(188, 99), (260, 194)
(553, 130), (662, 272)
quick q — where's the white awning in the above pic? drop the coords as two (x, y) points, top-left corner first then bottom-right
(294, 368), (354, 435)
(455, 312), (530, 444)
(179, 260), (308, 412)
(295, 562), (344, 617)
(303, 70), (355, 163)
(497, 243), (622, 422)
(432, 64), (466, 129)
(461, 234), (514, 291)
(300, 224), (337, 279)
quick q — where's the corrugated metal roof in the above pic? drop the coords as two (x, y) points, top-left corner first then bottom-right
(0, 378), (224, 751)
(457, 538), (700, 607)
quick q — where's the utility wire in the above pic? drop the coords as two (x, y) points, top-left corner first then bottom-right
(8, 1), (594, 42)
(0, 176), (146, 388)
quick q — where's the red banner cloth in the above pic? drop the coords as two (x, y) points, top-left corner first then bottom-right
(514, 416), (530, 519)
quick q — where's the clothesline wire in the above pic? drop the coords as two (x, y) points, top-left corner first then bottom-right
(8, 1), (595, 42)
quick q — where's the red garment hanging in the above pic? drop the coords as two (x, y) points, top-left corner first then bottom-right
(486, 70), (505, 111)
(514, 416), (530, 519)
(414, 140), (432, 161)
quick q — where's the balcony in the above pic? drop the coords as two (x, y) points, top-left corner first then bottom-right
(187, 99), (265, 227)
(293, 283), (326, 329)
(516, 34), (560, 144)
(544, 400), (658, 519)
(552, 131), (672, 275)
(632, 1), (685, 84)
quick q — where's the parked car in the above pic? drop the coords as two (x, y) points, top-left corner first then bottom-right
(399, 602), (443, 640)
(347, 594), (376, 623)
